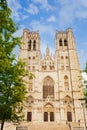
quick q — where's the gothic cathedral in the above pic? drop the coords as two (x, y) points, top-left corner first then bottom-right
(19, 28), (86, 128)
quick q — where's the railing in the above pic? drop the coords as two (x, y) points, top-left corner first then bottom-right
(73, 127), (84, 130)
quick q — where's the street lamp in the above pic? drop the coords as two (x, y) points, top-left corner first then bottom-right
(81, 102), (87, 130)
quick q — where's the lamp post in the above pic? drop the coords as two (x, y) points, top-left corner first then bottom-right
(81, 102), (87, 130)
(79, 98), (87, 130)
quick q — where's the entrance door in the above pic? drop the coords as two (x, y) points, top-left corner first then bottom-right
(44, 112), (54, 122)
(67, 112), (72, 121)
(27, 112), (32, 121)
(44, 112), (48, 121)
(50, 112), (54, 121)
(43, 103), (54, 122)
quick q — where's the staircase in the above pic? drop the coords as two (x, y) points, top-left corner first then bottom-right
(4, 122), (84, 130)
(69, 122), (84, 130)
(16, 122), (70, 130)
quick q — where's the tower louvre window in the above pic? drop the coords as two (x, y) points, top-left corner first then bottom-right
(33, 40), (36, 50)
(64, 39), (68, 46)
(28, 40), (32, 51)
(59, 39), (62, 46)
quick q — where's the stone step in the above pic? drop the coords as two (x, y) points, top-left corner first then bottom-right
(28, 122), (70, 130)
(4, 122), (84, 130)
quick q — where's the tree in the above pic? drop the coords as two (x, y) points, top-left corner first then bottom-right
(83, 62), (87, 104)
(0, 0), (33, 130)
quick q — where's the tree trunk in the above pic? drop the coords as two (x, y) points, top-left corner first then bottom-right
(1, 120), (4, 130)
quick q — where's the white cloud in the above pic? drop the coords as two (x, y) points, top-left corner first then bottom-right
(83, 42), (87, 46)
(82, 72), (87, 88)
(26, 4), (39, 14)
(30, 20), (55, 36)
(76, 9), (87, 19)
(82, 72), (87, 80)
(78, 0), (87, 7)
(8, 0), (22, 11)
(58, 6), (74, 26)
(78, 49), (87, 70)
(56, 0), (87, 26)
(7, 0), (22, 21)
(22, 15), (29, 20)
(32, 0), (54, 11)
(47, 16), (56, 22)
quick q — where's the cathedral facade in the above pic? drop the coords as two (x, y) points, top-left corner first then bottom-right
(19, 28), (86, 126)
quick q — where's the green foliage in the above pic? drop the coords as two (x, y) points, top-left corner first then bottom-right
(0, 0), (34, 129)
(0, 57), (33, 122)
(83, 62), (87, 104)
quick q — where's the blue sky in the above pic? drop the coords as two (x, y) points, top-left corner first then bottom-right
(7, 0), (87, 70)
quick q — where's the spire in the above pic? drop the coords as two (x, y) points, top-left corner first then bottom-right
(46, 45), (50, 56)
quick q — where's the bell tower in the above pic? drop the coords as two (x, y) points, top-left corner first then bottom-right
(20, 28), (41, 71)
(55, 28), (83, 122)
(55, 28), (80, 70)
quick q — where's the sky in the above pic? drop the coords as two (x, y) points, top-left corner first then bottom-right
(7, 0), (87, 70)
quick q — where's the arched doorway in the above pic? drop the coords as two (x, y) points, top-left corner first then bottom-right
(26, 96), (34, 121)
(43, 76), (54, 99)
(64, 96), (72, 122)
(67, 111), (72, 121)
(43, 103), (54, 122)
(67, 105), (72, 121)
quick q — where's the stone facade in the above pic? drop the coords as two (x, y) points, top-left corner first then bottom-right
(19, 28), (86, 127)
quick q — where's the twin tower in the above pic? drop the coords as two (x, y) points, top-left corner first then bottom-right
(19, 28), (85, 127)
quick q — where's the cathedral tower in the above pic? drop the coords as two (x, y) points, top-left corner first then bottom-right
(20, 28), (41, 71)
(55, 28), (83, 123)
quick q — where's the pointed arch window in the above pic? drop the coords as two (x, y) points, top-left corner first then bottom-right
(64, 96), (72, 104)
(28, 40), (31, 51)
(66, 56), (69, 64)
(28, 80), (33, 91)
(43, 77), (54, 99)
(64, 39), (68, 46)
(33, 40), (36, 50)
(64, 75), (69, 90)
(66, 56), (69, 69)
(59, 39), (62, 46)
(61, 56), (64, 64)
(28, 96), (34, 104)
(64, 96), (72, 121)
(61, 56), (64, 69)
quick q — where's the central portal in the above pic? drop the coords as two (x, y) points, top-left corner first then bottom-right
(43, 103), (54, 122)
(44, 112), (54, 121)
